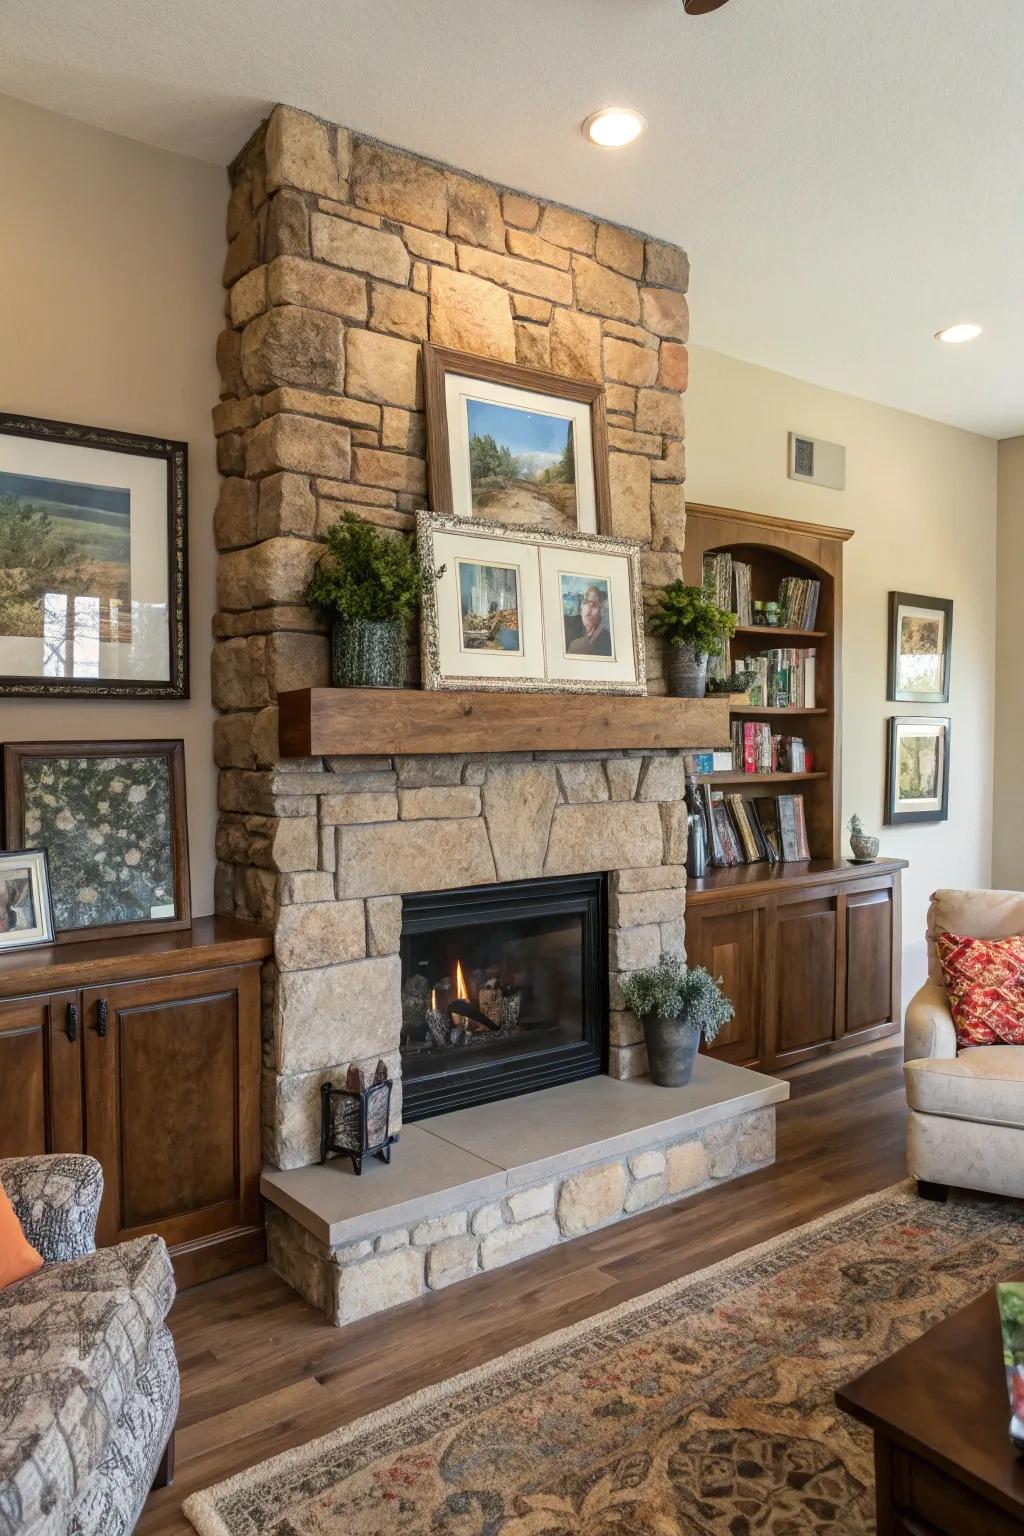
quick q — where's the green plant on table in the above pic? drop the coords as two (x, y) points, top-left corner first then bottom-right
(648, 581), (736, 657)
(620, 953), (734, 1043)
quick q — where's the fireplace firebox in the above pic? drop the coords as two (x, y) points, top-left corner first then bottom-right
(399, 875), (608, 1120)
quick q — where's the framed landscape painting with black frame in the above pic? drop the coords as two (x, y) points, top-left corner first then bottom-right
(888, 592), (952, 704)
(3, 740), (191, 943)
(0, 848), (54, 954)
(423, 344), (612, 537)
(0, 413), (188, 698)
(885, 716), (950, 826)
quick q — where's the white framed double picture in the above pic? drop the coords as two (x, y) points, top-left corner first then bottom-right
(417, 512), (647, 695)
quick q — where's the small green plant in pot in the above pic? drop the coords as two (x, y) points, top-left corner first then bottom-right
(305, 513), (433, 689)
(621, 953), (735, 1086)
(648, 581), (736, 699)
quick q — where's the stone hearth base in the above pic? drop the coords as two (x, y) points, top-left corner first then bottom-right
(262, 1059), (788, 1326)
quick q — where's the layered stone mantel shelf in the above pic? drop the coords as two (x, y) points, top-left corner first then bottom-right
(278, 686), (732, 758)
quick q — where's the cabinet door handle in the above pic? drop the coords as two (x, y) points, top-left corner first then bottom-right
(65, 1003), (79, 1042)
(95, 999), (109, 1037)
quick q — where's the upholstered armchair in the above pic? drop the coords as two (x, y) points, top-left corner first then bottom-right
(0, 1154), (179, 1536)
(904, 888), (1024, 1200)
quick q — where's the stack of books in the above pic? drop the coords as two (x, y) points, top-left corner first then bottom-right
(732, 561), (753, 626)
(777, 576), (821, 630)
(729, 720), (777, 774)
(733, 647), (816, 709)
(689, 785), (812, 868)
(703, 552), (733, 611)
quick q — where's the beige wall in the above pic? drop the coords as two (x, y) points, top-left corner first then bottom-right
(685, 345), (998, 1003)
(0, 95), (225, 915)
(994, 436), (1024, 889)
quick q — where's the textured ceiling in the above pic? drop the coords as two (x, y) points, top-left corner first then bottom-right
(3, 0), (1022, 436)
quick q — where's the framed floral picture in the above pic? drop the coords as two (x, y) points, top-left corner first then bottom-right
(0, 413), (188, 698)
(3, 741), (191, 942)
(885, 716), (950, 826)
(0, 848), (55, 953)
(887, 592), (953, 704)
(423, 344), (612, 537)
(417, 512), (646, 695)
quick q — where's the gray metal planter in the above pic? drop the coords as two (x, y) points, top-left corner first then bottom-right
(642, 1014), (701, 1086)
(332, 619), (405, 688)
(666, 644), (709, 699)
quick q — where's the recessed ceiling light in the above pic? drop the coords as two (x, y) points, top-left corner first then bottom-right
(684, 0), (732, 12)
(935, 323), (982, 344)
(582, 107), (647, 149)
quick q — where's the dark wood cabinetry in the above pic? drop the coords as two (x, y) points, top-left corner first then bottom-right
(0, 916), (272, 1287)
(686, 859), (905, 1070)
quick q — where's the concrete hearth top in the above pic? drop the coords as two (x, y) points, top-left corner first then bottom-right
(261, 1058), (789, 1248)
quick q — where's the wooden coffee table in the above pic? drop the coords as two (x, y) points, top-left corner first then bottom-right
(837, 1278), (1024, 1534)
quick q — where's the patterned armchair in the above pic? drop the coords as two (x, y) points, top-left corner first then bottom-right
(0, 1155), (179, 1536)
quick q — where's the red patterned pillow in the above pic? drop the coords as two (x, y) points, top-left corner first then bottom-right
(937, 930), (1024, 1047)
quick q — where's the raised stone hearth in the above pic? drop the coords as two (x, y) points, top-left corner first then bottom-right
(262, 1059), (789, 1326)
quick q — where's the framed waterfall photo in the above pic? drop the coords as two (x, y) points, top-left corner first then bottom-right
(887, 591), (952, 704)
(422, 344), (612, 537)
(885, 716), (950, 826)
(0, 413), (188, 698)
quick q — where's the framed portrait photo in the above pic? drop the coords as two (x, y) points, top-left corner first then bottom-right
(888, 592), (952, 704)
(3, 740), (191, 943)
(423, 344), (612, 537)
(0, 849), (55, 953)
(417, 512), (646, 695)
(0, 413), (188, 698)
(885, 716), (950, 826)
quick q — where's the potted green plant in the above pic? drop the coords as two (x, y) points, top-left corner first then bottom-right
(621, 953), (734, 1086)
(648, 581), (737, 699)
(305, 513), (431, 688)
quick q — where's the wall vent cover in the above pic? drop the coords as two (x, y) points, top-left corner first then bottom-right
(789, 432), (846, 490)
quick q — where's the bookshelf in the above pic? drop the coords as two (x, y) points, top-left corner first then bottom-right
(680, 503), (906, 1074)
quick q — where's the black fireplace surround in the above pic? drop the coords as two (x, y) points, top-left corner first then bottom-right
(399, 875), (608, 1120)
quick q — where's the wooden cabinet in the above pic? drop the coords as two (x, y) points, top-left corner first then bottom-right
(0, 917), (272, 1288)
(686, 859), (905, 1071)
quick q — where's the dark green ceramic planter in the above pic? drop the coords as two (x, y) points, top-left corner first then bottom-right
(642, 1014), (701, 1086)
(332, 619), (405, 688)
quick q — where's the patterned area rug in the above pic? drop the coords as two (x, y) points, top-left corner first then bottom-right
(184, 1184), (1024, 1535)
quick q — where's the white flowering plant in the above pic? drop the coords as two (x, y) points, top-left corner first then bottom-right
(620, 953), (734, 1042)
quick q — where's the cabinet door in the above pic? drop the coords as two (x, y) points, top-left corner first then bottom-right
(769, 894), (838, 1063)
(0, 992), (82, 1158)
(82, 966), (261, 1264)
(687, 904), (763, 1064)
(844, 885), (896, 1036)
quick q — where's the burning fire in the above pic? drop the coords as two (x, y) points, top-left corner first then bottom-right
(455, 960), (469, 1002)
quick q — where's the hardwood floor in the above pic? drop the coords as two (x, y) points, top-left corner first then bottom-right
(138, 1043), (909, 1533)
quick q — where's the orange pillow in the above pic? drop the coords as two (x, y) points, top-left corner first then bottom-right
(937, 930), (1024, 1048)
(0, 1182), (43, 1289)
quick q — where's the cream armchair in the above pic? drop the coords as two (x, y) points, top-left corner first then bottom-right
(905, 888), (1024, 1200)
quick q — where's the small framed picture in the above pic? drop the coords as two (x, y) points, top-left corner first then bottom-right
(417, 512), (645, 694)
(423, 344), (612, 536)
(886, 716), (950, 825)
(0, 412), (188, 698)
(3, 740), (191, 943)
(888, 592), (952, 704)
(0, 849), (55, 953)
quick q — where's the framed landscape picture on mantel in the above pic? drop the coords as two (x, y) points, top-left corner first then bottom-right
(0, 413), (188, 698)
(422, 344), (612, 537)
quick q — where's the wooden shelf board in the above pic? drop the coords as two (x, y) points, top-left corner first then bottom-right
(695, 770), (828, 785)
(729, 705), (828, 717)
(686, 857), (908, 905)
(732, 626), (827, 640)
(278, 687), (733, 758)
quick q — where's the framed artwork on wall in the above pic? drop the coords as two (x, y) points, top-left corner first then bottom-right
(0, 848), (55, 953)
(885, 715), (950, 826)
(887, 591), (952, 704)
(3, 740), (191, 943)
(0, 413), (188, 698)
(422, 344), (612, 537)
(417, 511), (646, 695)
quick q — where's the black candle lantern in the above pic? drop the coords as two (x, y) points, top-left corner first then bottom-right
(319, 1060), (399, 1175)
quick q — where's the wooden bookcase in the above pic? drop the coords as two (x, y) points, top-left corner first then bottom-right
(681, 503), (906, 1070)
